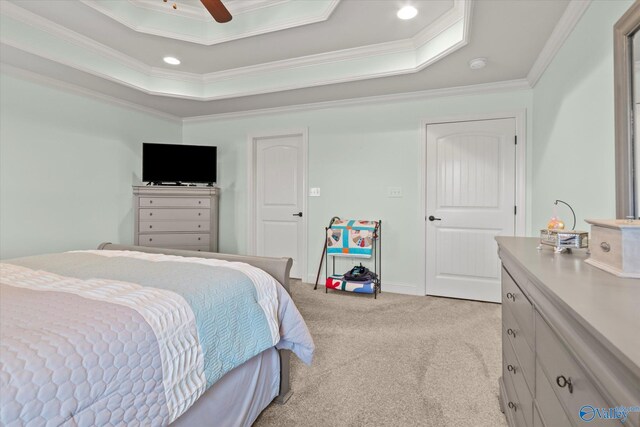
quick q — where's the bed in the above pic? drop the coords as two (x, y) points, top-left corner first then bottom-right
(0, 243), (314, 427)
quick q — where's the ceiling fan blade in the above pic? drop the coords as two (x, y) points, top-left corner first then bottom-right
(201, 0), (232, 23)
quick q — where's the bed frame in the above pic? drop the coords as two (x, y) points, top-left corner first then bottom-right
(97, 242), (294, 404)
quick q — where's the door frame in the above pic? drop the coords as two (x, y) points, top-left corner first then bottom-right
(420, 110), (527, 297)
(247, 128), (309, 280)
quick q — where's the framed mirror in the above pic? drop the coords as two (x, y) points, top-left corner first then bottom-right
(614, 1), (640, 219)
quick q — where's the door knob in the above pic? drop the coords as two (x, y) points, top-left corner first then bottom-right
(292, 212), (303, 217)
(428, 215), (441, 221)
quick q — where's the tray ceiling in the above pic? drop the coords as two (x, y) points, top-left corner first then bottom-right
(0, 0), (572, 117)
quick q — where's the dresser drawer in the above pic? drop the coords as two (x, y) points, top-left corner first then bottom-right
(148, 245), (210, 252)
(139, 197), (211, 208)
(589, 225), (624, 271)
(502, 267), (534, 350)
(503, 335), (533, 426)
(535, 313), (613, 426)
(139, 208), (209, 221)
(138, 233), (210, 247)
(503, 368), (529, 427)
(140, 221), (210, 233)
(535, 360), (571, 427)
(503, 303), (534, 392)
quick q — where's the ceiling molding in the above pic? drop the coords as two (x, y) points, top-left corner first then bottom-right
(1, 1), (151, 75)
(0, 63), (182, 122)
(1, 0), (472, 101)
(81, 0), (340, 46)
(182, 79), (532, 123)
(130, 0), (288, 22)
(526, 0), (591, 87)
(1, 59), (531, 123)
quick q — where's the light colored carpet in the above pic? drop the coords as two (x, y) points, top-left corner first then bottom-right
(254, 282), (507, 427)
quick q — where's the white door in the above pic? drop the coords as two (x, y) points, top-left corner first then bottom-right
(255, 134), (306, 279)
(426, 118), (516, 302)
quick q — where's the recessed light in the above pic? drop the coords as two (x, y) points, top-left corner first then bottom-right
(397, 5), (418, 20)
(469, 58), (487, 70)
(163, 56), (181, 65)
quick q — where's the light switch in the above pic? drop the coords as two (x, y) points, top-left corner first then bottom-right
(387, 187), (402, 198)
(309, 187), (321, 197)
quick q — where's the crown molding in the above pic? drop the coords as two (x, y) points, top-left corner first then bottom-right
(413, 0), (467, 47)
(0, 63), (181, 123)
(129, 0), (288, 22)
(81, 0), (340, 46)
(182, 79), (532, 123)
(1, 1), (150, 75)
(0, 59), (531, 125)
(527, 0), (591, 87)
(1, 0), (471, 101)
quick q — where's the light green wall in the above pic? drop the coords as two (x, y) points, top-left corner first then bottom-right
(531, 0), (632, 231)
(0, 73), (182, 259)
(183, 91), (533, 294)
(4, 0), (627, 293)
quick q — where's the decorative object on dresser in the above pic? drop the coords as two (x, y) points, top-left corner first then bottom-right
(585, 219), (640, 278)
(134, 186), (219, 252)
(497, 237), (640, 427)
(538, 199), (589, 253)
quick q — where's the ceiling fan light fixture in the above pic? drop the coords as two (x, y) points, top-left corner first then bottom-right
(397, 5), (418, 20)
(163, 56), (181, 65)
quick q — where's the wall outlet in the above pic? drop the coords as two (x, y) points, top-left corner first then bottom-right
(387, 186), (403, 198)
(309, 187), (321, 197)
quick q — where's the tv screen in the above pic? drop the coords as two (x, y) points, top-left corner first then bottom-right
(143, 143), (217, 184)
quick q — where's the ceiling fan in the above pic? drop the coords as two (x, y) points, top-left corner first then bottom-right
(200, 0), (232, 23)
(164, 0), (232, 23)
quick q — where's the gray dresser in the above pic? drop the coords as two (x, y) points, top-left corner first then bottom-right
(497, 237), (640, 427)
(133, 186), (219, 252)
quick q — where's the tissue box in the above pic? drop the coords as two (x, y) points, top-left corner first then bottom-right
(584, 219), (640, 278)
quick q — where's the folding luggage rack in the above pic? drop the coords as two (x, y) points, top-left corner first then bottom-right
(322, 218), (382, 299)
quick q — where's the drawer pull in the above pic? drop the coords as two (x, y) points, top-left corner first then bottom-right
(507, 328), (517, 338)
(149, 225), (152, 229)
(599, 242), (611, 252)
(198, 213), (202, 216)
(150, 200), (153, 204)
(556, 375), (573, 394)
(198, 201), (201, 204)
(506, 292), (515, 302)
(507, 402), (517, 412)
(507, 364), (517, 374)
(149, 212), (153, 216)
(149, 238), (153, 242)
(198, 237), (201, 241)
(198, 225), (201, 228)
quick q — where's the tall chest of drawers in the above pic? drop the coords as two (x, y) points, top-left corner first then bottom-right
(133, 186), (219, 252)
(497, 237), (640, 427)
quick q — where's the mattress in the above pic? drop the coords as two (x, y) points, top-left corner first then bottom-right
(0, 250), (314, 426)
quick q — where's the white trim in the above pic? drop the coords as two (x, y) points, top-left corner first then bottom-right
(184, 79), (531, 123)
(82, 0), (338, 46)
(2, 0), (469, 101)
(0, 63), (181, 123)
(526, 0), (591, 87)
(129, 0), (289, 22)
(247, 129), (309, 281)
(419, 110), (528, 296)
(1, 2), (151, 75)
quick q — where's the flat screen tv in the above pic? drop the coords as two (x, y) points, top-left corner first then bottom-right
(143, 143), (217, 184)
